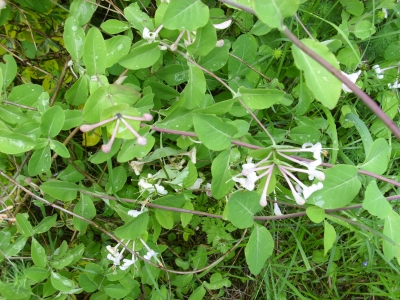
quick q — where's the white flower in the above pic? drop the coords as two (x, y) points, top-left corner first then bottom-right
(293, 192), (305, 205)
(144, 249), (158, 261)
(128, 209), (143, 217)
(189, 178), (203, 190)
(372, 65), (384, 79)
(129, 160), (145, 176)
(382, 8), (388, 18)
(341, 70), (361, 93)
(233, 171), (258, 191)
(216, 40), (225, 47)
(213, 20), (232, 30)
(388, 78), (400, 89)
(303, 182), (324, 199)
(119, 257), (137, 270)
(181, 147), (196, 164)
(143, 27), (157, 43)
(106, 245), (123, 266)
(274, 203), (283, 216)
(139, 174), (168, 195)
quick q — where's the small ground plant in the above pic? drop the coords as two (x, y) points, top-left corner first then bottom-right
(0, 0), (400, 299)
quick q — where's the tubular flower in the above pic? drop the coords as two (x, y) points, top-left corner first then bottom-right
(341, 70), (361, 93)
(372, 65), (384, 79)
(80, 113), (153, 153)
(233, 142), (325, 207)
(139, 174), (168, 195)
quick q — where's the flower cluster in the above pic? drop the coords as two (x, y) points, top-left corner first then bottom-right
(80, 113), (153, 153)
(138, 174), (168, 195)
(106, 214), (160, 270)
(142, 19), (231, 51)
(233, 142), (325, 207)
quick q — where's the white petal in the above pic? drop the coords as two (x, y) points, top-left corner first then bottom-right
(128, 210), (143, 217)
(213, 19), (232, 30)
(189, 178), (203, 190)
(341, 70), (361, 93)
(155, 184), (168, 195)
(216, 39), (225, 47)
(293, 193), (305, 205)
(274, 203), (283, 216)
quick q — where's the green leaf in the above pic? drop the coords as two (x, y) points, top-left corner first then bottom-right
(358, 138), (390, 175)
(187, 20), (217, 57)
(344, 113), (373, 157)
(4, 236), (27, 257)
(239, 87), (285, 109)
(65, 76), (89, 106)
(115, 213), (149, 240)
(306, 206), (325, 223)
(211, 149), (235, 199)
(69, 0), (96, 26)
(182, 63), (206, 109)
(50, 140), (70, 158)
(198, 39), (230, 72)
(28, 146), (51, 176)
(104, 284), (131, 299)
(155, 209), (174, 229)
(101, 19), (129, 34)
(105, 166), (127, 193)
(119, 41), (161, 70)
(31, 238), (48, 268)
(289, 125), (321, 144)
(181, 201), (194, 228)
(117, 127), (155, 162)
(340, 0), (364, 16)
(63, 17), (85, 61)
(228, 34), (256, 78)
(0, 282), (31, 299)
(308, 165), (361, 209)
(383, 210), (400, 263)
(384, 41), (400, 60)
(73, 193), (96, 233)
(194, 99), (235, 115)
(34, 215), (57, 234)
(8, 84), (43, 106)
(16, 214), (34, 237)
(353, 20), (375, 40)
(292, 39), (341, 109)
(83, 27), (106, 76)
(245, 223), (274, 275)
(156, 64), (189, 85)
(0, 130), (36, 154)
(254, 0), (299, 30)
(203, 273), (231, 290)
(0, 54), (17, 88)
(188, 286), (206, 300)
(323, 220), (336, 256)
(40, 105), (65, 138)
(105, 36), (131, 68)
(124, 3), (154, 32)
(227, 191), (263, 229)
(156, 107), (193, 131)
(362, 180), (392, 219)
(163, 0), (209, 31)
(82, 84), (141, 123)
(41, 181), (78, 201)
(50, 271), (76, 292)
(25, 266), (49, 282)
(193, 114), (237, 151)
(182, 161), (198, 188)
(89, 138), (122, 164)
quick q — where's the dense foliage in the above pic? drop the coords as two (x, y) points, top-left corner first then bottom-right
(0, 0), (400, 299)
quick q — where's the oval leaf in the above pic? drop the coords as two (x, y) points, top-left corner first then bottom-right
(308, 165), (361, 209)
(227, 191), (262, 229)
(0, 130), (36, 154)
(245, 223), (274, 275)
(193, 114), (237, 151)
